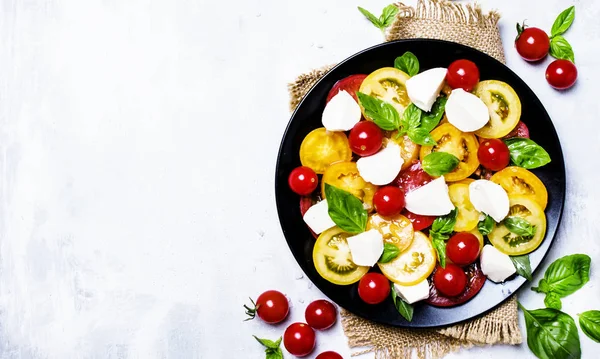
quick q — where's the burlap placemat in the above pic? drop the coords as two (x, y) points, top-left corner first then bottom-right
(288, 0), (522, 358)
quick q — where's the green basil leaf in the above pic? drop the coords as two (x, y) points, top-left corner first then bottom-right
(477, 214), (494, 236)
(420, 96), (447, 132)
(379, 4), (399, 28)
(504, 216), (536, 238)
(325, 184), (367, 234)
(550, 35), (575, 63)
(431, 235), (447, 268)
(253, 336), (282, 350)
(357, 6), (383, 29)
(551, 6), (575, 37)
(379, 243), (400, 263)
(407, 127), (437, 146)
(511, 254), (532, 281)
(544, 292), (562, 310)
(431, 208), (458, 236)
(532, 278), (550, 294)
(391, 284), (414, 321)
(518, 303), (581, 359)
(505, 137), (551, 169)
(533, 254), (591, 297)
(357, 92), (401, 131)
(422, 152), (460, 177)
(394, 51), (420, 76)
(579, 310), (600, 343)
(265, 349), (284, 359)
(401, 104), (422, 131)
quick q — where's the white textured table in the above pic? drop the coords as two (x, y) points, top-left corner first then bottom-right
(0, 0), (598, 358)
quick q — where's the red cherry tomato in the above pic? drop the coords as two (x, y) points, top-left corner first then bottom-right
(546, 59), (577, 90)
(348, 121), (384, 156)
(446, 233), (481, 266)
(358, 273), (390, 304)
(246, 290), (289, 324)
(373, 186), (406, 217)
(402, 209), (436, 231)
(427, 262), (486, 307)
(305, 300), (337, 330)
(283, 323), (316, 357)
(316, 352), (343, 359)
(433, 264), (468, 297)
(515, 27), (550, 62)
(477, 138), (510, 172)
(288, 166), (319, 195)
(326, 74), (368, 103)
(446, 59), (480, 92)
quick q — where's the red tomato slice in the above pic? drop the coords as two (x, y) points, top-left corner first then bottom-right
(326, 74), (368, 103)
(300, 195), (321, 239)
(402, 209), (436, 231)
(503, 121), (530, 139)
(425, 262), (486, 307)
(394, 161), (435, 230)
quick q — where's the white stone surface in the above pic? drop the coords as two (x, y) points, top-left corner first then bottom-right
(0, 0), (598, 358)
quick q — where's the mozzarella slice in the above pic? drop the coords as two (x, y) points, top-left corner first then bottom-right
(445, 88), (490, 132)
(468, 180), (509, 222)
(405, 68), (447, 112)
(302, 200), (335, 234)
(356, 142), (403, 185)
(321, 90), (362, 131)
(393, 280), (430, 304)
(480, 244), (516, 283)
(404, 176), (454, 216)
(346, 229), (384, 267)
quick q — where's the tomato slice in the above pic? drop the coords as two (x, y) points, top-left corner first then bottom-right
(326, 74), (367, 104)
(490, 166), (548, 209)
(394, 161), (435, 230)
(448, 183), (479, 232)
(378, 231), (436, 285)
(402, 209), (436, 231)
(367, 213), (414, 252)
(503, 121), (530, 139)
(300, 128), (352, 174)
(385, 135), (420, 171)
(426, 262), (486, 307)
(300, 195), (321, 239)
(359, 67), (411, 117)
(474, 80), (522, 139)
(313, 227), (370, 285)
(321, 161), (378, 211)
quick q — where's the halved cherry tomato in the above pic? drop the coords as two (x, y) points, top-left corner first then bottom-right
(402, 209), (436, 231)
(313, 227), (369, 285)
(433, 264), (467, 297)
(284, 323), (316, 357)
(419, 123), (480, 182)
(349, 121), (383, 156)
(289, 166), (319, 195)
(386, 135), (420, 170)
(446, 59), (480, 92)
(474, 80), (521, 139)
(300, 128), (352, 174)
(379, 231), (436, 285)
(373, 186), (405, 217)
(321, 161), (378, 211)
(426, 262), (486, 307)
(358, 273), (391, 304)
(448, 183), (479, 232)
(394, 160), (432, 193)
(446, 232), (481, 266)
(504, 121), (530, 139)
(326, 74), (368, 103)
(359, 67), (411, 116)
(490, 166), (548, 209)
(367, 213), (414, 253)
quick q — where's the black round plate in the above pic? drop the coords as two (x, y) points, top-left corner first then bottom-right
(275, 39), (565, 328)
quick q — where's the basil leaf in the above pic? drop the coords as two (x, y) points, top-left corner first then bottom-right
(391, 284), (414, 321)
(265, 350), (283, 359)
(422, 152), (460, 177)
(401, 104), (422, 131)
(357, 92), (401, 131)
(511, 254), (533, 281)
(357, 6), (383, 29)
(504, 216), (536, 238)
(544, 292), (562, 310)
(431, 208), (458, 237)
(379, 4), (399, 28)
(532, 254), (591, 297)
(253, 336), (282, 349)
(325, 184), (367, 234)
(579, 310), (600, 343)
(550, 35), (575, 63)
(379, 243), (400, 263)
(551, 6), (575, 37)
(431, 235), (447, 268)
(477, 214), (494, 236)
(420, 96), (447, 132)
(505, 137), (551, 169)
(532, 278), (550, 294)
(407, 127), (437, 146)
(518, 303), (581, 359)
(394, 51), (419, 76)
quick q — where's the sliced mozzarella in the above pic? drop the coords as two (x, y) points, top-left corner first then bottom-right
(346, 229), (384, 267)
(445, 88), (490, 132)
(468, 180), (509, 222)
(302, 200), (335, 234)
(405, 68), (447, 112)
(480, 244), (516, 283)
(321, 90), (362, 131)
(404, 176), (454, 216)
(356, 142), (403, 185)
(393, 280), (430, 304)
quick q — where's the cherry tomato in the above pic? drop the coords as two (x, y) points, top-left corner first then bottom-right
(373, 186), (405, 217)
(288, 166), (318, 195)
(316, 352), (343, 359)
(283, 323), (316, 357)
(245, 290), (289, 324)
(477, 139), (510, 172)
(348, 121), (383, 156)
(433, 264), (467, 297)
(402, 209), (436, 231)
(446, 59), (480, 92)
(358, 273), (390, 304)
(305, 299), (337, 330)
(546, 59), (577, 90)
(515, 27), (550, 62)
(446, 233), (481, 266)
(427, 262), (486, 307)
(326, 74), (368, 103)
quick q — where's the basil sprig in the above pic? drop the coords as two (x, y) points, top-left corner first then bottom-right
(504, 138), (551, 169)
(477, 214), (494, 236)
(394, 51), (419, 76)
(504, 216), (536, 238)
(579, 310), (600, 343)
(429, 208), (458, 268)
(253, 336), (284, 359)
(324, 184), (367, 234)
(510, 254), (532, 281)
(532, 254), (591, 310)
(357, 4), (399, 33)
(518, 303), (581, 359)
(422, 152), (460, 177)
(549, 6), (576, 62)
(379, 243), (400, 263)
(391, 284), (414, 322)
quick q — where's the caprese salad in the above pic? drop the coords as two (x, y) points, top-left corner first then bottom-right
(287, 52), (552, 320)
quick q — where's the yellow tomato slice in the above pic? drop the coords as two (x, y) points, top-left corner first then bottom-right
(313, 227), (370, 285)
(367, 213), (414, 252)
(474, 80), (522, 139)
(385, 135), (420, 170)
(448, 183), (480, 232)
(455, 178), (475, 185)
(490, 166), (548, 209)
(419, 123), (480, 182)
(488, 195), (547, 255)
(300, 128), (352, 174)
(321, 161), (378, 211)
(378, 231), (436, 285)
(359, 67), (411, 117)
